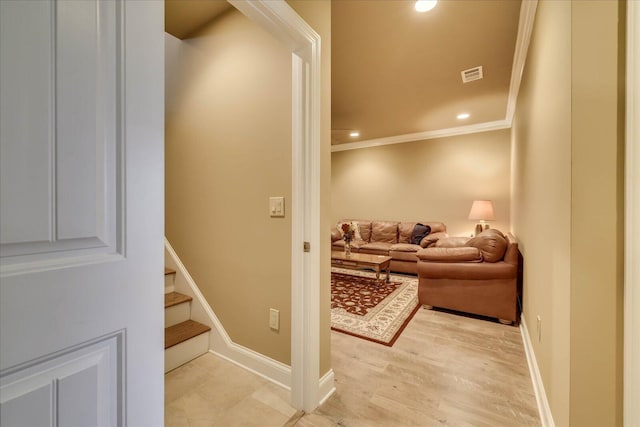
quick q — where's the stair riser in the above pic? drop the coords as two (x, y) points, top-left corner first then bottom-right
(165, 274), (175, 293)
(165, 332), (209, 373)
(165, 302), (191, 328)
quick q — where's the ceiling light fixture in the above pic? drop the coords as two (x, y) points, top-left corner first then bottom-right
(349, 131), (360, 137)
(415, 0), (437, 13)
(457, 113), (470, 120)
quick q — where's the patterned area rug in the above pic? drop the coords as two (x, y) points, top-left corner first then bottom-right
(331, 267), (420, 346)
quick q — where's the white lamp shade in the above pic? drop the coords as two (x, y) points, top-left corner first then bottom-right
(468, 200), (495, 221)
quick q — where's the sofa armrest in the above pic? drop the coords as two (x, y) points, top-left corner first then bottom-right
(419, 231), (448, 248)
(417, 260), (517, 280)
(435, 236), (471, 248)
(416, 247), (482, 263)
(331, 228), (341, 242)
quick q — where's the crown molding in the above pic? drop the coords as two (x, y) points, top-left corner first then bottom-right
(505, 0), (539, 125)
(331, 120), (510, 152)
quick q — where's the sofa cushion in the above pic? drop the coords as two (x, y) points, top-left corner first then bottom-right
(423, 222), (446, 234)
(466, 229), (507, 262)
(360, 241), (394, 251)
(332, 239), (367, 251)
(389, 243), (421, 252)
(420, 231), (448, 248)
(435, 237), (471, 248)
(416, 247), (483, 263)
(398, 222), (416, 243)
(389, 250), (419, 262)
(389, 243), (421, 263)
(371, 221), (399, 243)
(359, 241), (393, 256)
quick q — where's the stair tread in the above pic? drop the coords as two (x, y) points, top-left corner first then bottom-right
(165, 291), (192, 308)
(165, 320), (211, 349)
(165, 268), (176, 275)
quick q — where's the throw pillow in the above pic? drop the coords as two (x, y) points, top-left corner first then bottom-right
(410, 223), (431, 245)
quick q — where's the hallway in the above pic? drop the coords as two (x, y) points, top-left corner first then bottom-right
(165, 307), (538, 426)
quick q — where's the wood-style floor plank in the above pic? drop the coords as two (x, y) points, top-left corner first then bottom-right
(296, 307), (540, 427)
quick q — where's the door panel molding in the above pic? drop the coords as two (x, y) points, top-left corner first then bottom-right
(0, 330), (125, 427)
(0, 0), (125, 276)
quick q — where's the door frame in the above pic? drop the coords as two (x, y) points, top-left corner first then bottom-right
(625, 1), (639, 425)
(228, 0), (322, 412)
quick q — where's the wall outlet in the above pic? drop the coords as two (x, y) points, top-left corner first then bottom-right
(536, 315), (542, 342)
(269, 308), (280, 330)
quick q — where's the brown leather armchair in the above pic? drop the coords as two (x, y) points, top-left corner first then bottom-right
(416, 229), (519, 324)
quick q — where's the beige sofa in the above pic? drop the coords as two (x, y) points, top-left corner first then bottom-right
(331, 220), (448, 274)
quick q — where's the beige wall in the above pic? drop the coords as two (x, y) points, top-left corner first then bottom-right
(511, 1), (572, 423)
(569, 1), (624, 425)
(511, 0), (624, 425)
(165, 10), (293, 364)
(286, 0), (333, 378)
(332, 130), (512, 237)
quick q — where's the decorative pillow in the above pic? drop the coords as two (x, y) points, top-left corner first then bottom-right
(410, 223), (431, 245)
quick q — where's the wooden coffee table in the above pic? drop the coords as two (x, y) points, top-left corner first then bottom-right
(331, 251), (391, 283)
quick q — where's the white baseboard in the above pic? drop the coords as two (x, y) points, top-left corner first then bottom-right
(520, 315), (555, 427)
(164, 239), (292, 389)
(318, 369), (336, 406)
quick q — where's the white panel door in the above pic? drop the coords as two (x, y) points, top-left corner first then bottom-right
(0, 0), (164, 425)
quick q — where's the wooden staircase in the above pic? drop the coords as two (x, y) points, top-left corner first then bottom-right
(164, 268), (211, 372)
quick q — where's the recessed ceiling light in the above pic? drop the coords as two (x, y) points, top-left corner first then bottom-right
(349, 131), (360, 137)
(457, 113), (470, 120)
(415, 0), (437, 13)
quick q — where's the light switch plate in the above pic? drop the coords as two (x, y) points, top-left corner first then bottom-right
(269, 196), (285, 218)
(269, 308), (280, 330)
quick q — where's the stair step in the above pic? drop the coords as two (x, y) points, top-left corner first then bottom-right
(165, 291), (192, 308)
(165, 320), (211, 349)
(165, 268), (176, 275)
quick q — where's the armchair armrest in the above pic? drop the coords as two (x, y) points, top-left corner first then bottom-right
(416, 247), (482, 263)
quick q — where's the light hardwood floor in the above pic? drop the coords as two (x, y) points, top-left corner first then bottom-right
(298, 308), (540, 427)
(165, 308), (540, 426)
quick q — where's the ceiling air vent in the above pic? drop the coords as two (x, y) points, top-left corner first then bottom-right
(461, 66), (483, 83)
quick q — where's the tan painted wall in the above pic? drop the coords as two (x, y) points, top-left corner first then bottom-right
(511, 1), (572, 424)
(165, 10), (293, 364)
(511, 0), (624, 425)
(331, 130), (512, 237)
(569, 1), (624, 425)
(287, 0), (333, 378)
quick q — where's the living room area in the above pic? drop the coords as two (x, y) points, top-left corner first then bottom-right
(162, 0), (630, 426)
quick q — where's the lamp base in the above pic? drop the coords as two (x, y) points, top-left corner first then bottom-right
(474, 222), (490, 236)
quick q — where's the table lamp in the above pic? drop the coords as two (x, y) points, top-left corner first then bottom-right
(468, 200), (495, 236)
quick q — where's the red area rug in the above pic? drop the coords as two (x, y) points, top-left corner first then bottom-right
(331, 267), (420, 346)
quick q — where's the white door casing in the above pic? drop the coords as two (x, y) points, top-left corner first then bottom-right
(625, 1), (640, 425)
(228, 1), (324, 412)
(0, 0), (164, 425)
